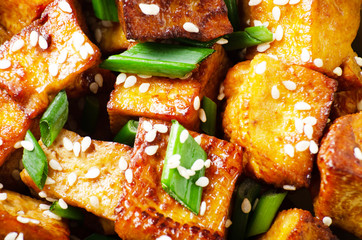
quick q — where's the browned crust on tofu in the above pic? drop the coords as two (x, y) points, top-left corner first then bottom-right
(259, 209), (338, 240)
(337, 52), (362, 91)
(0, 190), (69, 240)
(118, 0), (233, 41)
(330, 88), (362, 120)
(115, 118), (243, 240)
(0, 0), (101, 118)
(314, 112), (362, 238)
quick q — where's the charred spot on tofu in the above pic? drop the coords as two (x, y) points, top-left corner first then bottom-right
(314, 112), (362, 239)
(223, 54), (337, 188)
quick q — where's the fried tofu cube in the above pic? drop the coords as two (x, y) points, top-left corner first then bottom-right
(241, 0), (361, 80)
(259, 209), (337, 240)
(223, 54), (337, 188)
(114, 118), (243, 240)
(118, 0), (233, 41)
(338, 52), (362, 90)
(107, 44), (229, 133)
(20, 129), (133, 221)
(0, 24), (11, 45)
(0, 189), (69, 240)
(0, 0), (101, 118)
(330, 88), (362, 120)
(314, 112), (362, 238)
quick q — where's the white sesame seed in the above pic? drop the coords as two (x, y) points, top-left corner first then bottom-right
(333, 67), (342, 77)
(0, 138), (3, 146)
(145, 129), (157, 142)
(0, 192), (7, 200)
(45, 177), (56, 185)
(85, 42), (95, 55)
(355, 56), (362, 67)
(357, 100), (362, 111)
(294, 102), (311, 110)
(5, 232), (18, 240)
(154, 124), (168, 133)
(180, 130), (189, 143)
(282, 81), (296, 91)
(354, 147), (362, 160)
(248, 0), (262, 6)
(125, 168), (133, 183)
(38, 36), (48, 50)
(43, 210), (61, 220)
(271, 85), (280, 99)
(194, 135), (202, 145)
(46, 197), (57, 202)
(199, 109), (207, 123)
(255, 61), (267, 74)
(272, 7), (281, 21)
(257, 42), (270, 52)
(118, 157), (128, 171)
(116, 73), (127, 85)
(289, 0), (300, 4)
(187, 169), (196, 177)
(204, 159), (211, 168)
(11, 39), (25, 52)
(49, 159), (63, 171)
(81, 136), (91, 152)
(304, 124), (313, 139)
(139, 3), (160, 15)
(89, 82), (99, 94)
(193, 96), (201, 111)
(191, 159), (205, 171)
(295, 119), (304, 134)
(195, 176), (209, 187)
(253, 20), (263, 27)
(322, 216), (332, 227)
(30, 219), (40, 225)
(90, 196), (99, 208)
(313, 58), (323, 68)
(241, 198), (252, 213)
(72, 32), (85, 49)
(145, 145), (159, 156)
(274, 25), (284, 41)
(216, 38), (228, 45)
(310, 140), (319, 154)
(167, 154), (181, 169)
(303, 116), (317, 126)
(124, 76), (137, 88)
(16, 215), (29, 224)
(0, 59), (11, 70)
(301, 48), (311, 63)
(63, 137), (73, 151)
(296, 141), (310, 152)
(217, 92), (225, 101)
(183, 22), (199, 33)
(139, 83), (150, 93)
(30, 31), (39, 47)
(225, 219), (232, 228)
(253, 198), (259, 210)
(143, 121), (153, 132)
(49, 63), (59, 77)
(79, 45), (89, 59)
(58, 198), (68, 209)
(284, 144), (295, 157)
(200, 201), (207, 216)
(95, 28), (102, 43)
(14, 141), (23, 149)
(73, 142), (81, 157)
(39, 204), (50, 210)
(177, 166), (190, 179)
(101, 20), (113, 27)
(21, 140), (34, 151)
(67, 172), (77, 186)
(59, 1), (72, 13)
(85, 167), (100, 179)
(94, 73), (103, 87)
(246, 19), (251, 25)
(38, 191), (47, 198)
(283, 185), (296, 191)
(138, 74), (152, 78)
(274, 0), (289, 5)
(156, 236), (172, 240)
(16, 233), (24, 240)
(0, 183), (3, 189)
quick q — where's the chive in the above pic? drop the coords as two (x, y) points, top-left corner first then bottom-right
(161, 120), (207, 215)
(40, 90), (68, 147)
(22, 130), (48, 190)
(228, 178), (261, 240)
(246, 190), (287, 237)
(100, 42), (214, 78)
(113, 120), (139, 147)
(92, 0), (119, 22)
(84, 234), (117, 240)
(80, 96), (100, 134)
(176, 37), (221, 48)
(200, 97), (217, 136)
(50, 201), (84, 221)
(224, 0), (241, 31)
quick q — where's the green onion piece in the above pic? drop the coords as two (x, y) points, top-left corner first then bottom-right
(161, 120), (207, 215)
(100, 42), (214, 78)
(50, 201), (84, 221)
(224, 0), (241, 31)
(246, 190), (287, 237)
(91, 0), (119, 22)
(224, 26), (273, 51)
(84, 234), (117, 240)
(200, 96), (217, 136)
(22, 130), (48, 190)
(176, 37), (221, 48)
(40, 90), (68, 147)
(113, 120), (139, 146)
(81, 96), (100, 133)
(228, 178), (261, 240)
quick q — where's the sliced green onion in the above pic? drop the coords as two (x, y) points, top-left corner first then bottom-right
(176, 37), (221, 48)
(22, 130), (48, 190)
(100, 42), (214, 78)
(228, 178), (261, 240)
(161, 120), (207, 215)
(224, 0), (240, 31)
(113, 120), (139, 146)
(246, 190), (287, 237)
(50, 201), (84, 221)
(92, 0), (119, 22)
(40, 90), (68, 147)
(84, 234), (117, 240)
(81, 96), (100, 134)
(200, 96), (217, 136)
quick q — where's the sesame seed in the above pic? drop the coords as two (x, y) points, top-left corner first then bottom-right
(168, 154), (181, 169)
(139, 83), (150, 93)
(272, 6), (281, 21)
(145, 129), (157, 142)
(241, 198), (252, 213)
(194, 135), (202, 145)
(58, 198), (68, 209)
(139, 3), (160, 15)
(95, 28), (102, 43)
(253, 20), (263, 27)
(125, 169), (133, 183)
(0, 59), (11, 69)
(145, 145), (159, 156)
(67, 172), (77, 186)
(89, 82), (99, 94)
(199, 109), (207, 123)
(195, 176), (209, 187)
(273, 0), (289, 5)
(116, 73), (127, 85)
(282, 80), (296, 90)
(0, 138), (2, 146)
(0, 192), (7, 200)
(46, 197), (57, 202)
(59, 1), (72, 13)
(253, 198), (259, 210)
(73, 142), (81, 157)
(84, 42), (95, 55)
(49, 159), (63, 171)
(183, 22), (199, 33)
(63, 137), (73, 151)
(333, 67), (342, 76)
(295, 118), (304, 134)
(16, 233), (24, 240)
(138, 74), (152, 78)
(101, 20), (113, 28)
(30, 31), (39, 47)
(225, 219), (232, 228)
(154, 124), (168, 133)
(94, 73), (103, 87)
(38, 36), (48, 50)
(81, 136), (91, 152)
(294, 102), (311, 110)
(90, 196), (99, 208)
(303, 116), (317, 126)
(180, 129), (189, 143)
(354, 147), (362, 160)
(357, 100), (362, 111)
(248, 0), (262, 6)
(79, 45), (89, 59)
(301, 48), (311, 63)
(355, 56), (362, 67)
(156, 236), (172, 240)
(17, 216), (30, 224)
(43, 210), (61, 220)
(217, 92), (225, 101)
(284, 144), (295, 157)
(72, 32), (85, 49)
(187, 169), (196, 177)
(124, 76), (137, 88)
(45, 177), (56, 185)
(246, 19), (251, 25)
(322, 216), (332, 227)
(85, 167), (100, 179)
(39, 191), (47, 198)
(58, 51), (68, 64)
(0, 183), (3, 189)
(289, 0), (300, 4)
(200, 201), (206, 216)
(216, 38), (228, 45)
(271, 85), (280, 99)
(21, 140), (34, 151)
(313, 58), (323, 68)
(30, 219), (40, 224)
(5, 232), (18, 240)
(143, 121), (153, 132)
(255, 61), (267, 74)
(310, 140), (319, 154)
(296, 141), (310, 152)
(274, 25), (284, 41)
(49, 63), (59, 77)
(304, 124), (313, 139)
(191, 159), (205, 171)
(204, 159), (211, 168)
(257, 42), (270, 52)
(11, 39), (25, 52)
(193, 96), (201, 111)
(283, 185), (296, 191)
(177, 166), (190, 179)
(39, 204), (50, 210)
(118, 157), (128, 171)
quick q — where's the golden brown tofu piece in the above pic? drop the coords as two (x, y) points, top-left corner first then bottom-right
(223, 54), (337, 188)
(259, 209), (337, 240)
(314, 112), (362, 238)
(108, 44), (229, 133)
(331, 88), (362, 120)
(0, 90), (31, 167)
(115, 118), (243, 240)
(118, 0), (233, 41)
(338, 52), (362, 90)
(0, 149), (28, 192)
(0, 0), (101, 119)
(241, 0), (361, 80)
(0, 190), (69, 240)
(21, 129), (132, 221)
(0, 24), (11, 45)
